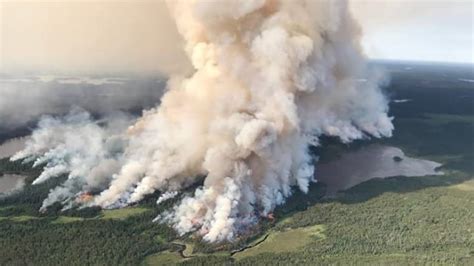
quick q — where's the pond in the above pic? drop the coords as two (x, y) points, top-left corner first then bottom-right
(316, 144), (443, 195)
(0, 174), (26, 195)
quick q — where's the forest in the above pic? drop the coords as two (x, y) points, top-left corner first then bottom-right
(1, 62), (473, 265)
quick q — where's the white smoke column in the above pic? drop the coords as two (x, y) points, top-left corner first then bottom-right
(156, 191), (179, 205)
(13, 0), (393, 242)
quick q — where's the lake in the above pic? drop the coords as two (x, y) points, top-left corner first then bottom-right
(316, 144), (443, 195)
(0, 174), (26, 195)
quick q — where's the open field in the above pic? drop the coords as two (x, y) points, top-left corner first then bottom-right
(52, 216), (85, 224)
(233, 224), (326, 260)
(101, 207), (151, 220)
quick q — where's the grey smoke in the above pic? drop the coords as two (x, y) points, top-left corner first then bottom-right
(0, 75), (166, 130)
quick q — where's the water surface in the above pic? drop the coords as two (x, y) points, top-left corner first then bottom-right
(316, 145), (443, 195)
(0, 174), (26, 194)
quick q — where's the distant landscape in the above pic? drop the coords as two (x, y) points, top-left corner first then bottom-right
(1, 61), (473, 265)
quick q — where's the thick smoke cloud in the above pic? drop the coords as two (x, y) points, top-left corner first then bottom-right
(0, 76), (165, 130)
(11, 109), (132, 211)
(12, 0), (393, 242)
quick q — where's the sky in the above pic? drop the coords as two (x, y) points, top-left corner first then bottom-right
(0, 0), (472, 74)
(351, 0), (473, 64)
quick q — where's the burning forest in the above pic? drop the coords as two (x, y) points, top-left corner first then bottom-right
(11, 0), (393, 242)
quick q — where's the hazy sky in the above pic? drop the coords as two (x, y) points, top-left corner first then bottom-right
(0, 0), (188, 74)
(0, 0), (472, 74)
(351, 0), (473, 64)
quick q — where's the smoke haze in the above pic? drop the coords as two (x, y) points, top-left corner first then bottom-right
(0, 1), (190, 74)
(2, 0), (471, 75)
(351, 0), (473, 63)
(0, 76), (166, 130)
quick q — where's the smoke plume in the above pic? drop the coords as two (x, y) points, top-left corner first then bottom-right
(11, 109), (132, 211)
(12, 0), (393, 242)
(0, 76), (165, 130)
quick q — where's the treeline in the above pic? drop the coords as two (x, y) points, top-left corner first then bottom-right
(0, 158), (41, 178)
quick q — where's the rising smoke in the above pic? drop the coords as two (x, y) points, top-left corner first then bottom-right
(0, 76), (165, 130)
(12, 0), (393, 242)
